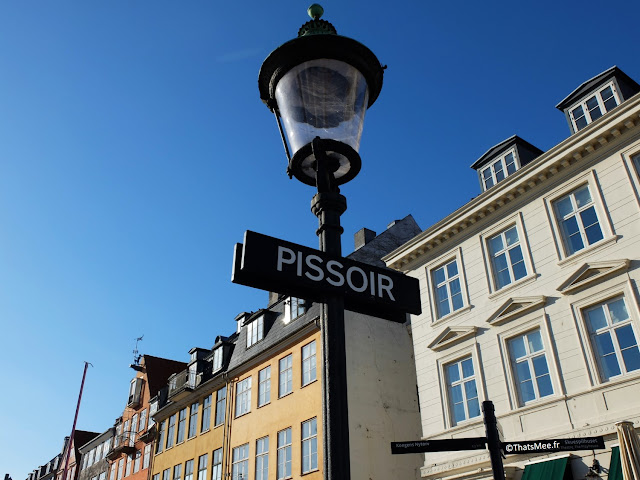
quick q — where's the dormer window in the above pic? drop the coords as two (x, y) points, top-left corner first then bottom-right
(290, 297), (306, 319)
(568, 82), (620, 132)
(480, 149), (519, 191)
(128, 377), (143, 407)
(246, 315), (264, 347)
(212, 347), (223, 371)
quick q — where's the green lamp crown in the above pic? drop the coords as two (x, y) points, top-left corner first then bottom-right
(298, 4), (337, 37)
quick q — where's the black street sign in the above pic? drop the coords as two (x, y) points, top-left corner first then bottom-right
(502, 436), (605, 454)
(391, 438), (487, 454)
(232, 230), (422, 323)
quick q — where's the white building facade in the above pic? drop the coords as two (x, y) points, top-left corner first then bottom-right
(385, 67), (640, 480)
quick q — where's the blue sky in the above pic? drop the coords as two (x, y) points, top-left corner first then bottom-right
(1, 1), (638, 478)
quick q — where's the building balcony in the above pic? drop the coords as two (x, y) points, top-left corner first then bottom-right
(168, 370), (198, 402)
(105, 435), (136, 461)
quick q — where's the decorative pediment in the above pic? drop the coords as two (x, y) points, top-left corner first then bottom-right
(487, 296), (546, 326)
(557, 259), (630, 294)
(428, 326), (478, 351)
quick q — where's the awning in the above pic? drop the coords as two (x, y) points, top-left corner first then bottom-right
(521, 456), (572, 480)
(616, 421), (640, 480)
(609, 446), (623, 480)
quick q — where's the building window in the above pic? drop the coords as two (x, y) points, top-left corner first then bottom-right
(184, 460), (193, 480)
(258, 366), (271, 407)
(569, 82), (620, 132)
(247, 315), (265, 347)
(166, 414), (176, 449)
(255, 437), (269, 480)
(279, 354), (293, 397)
(481, 149), (519, 190)
(633, 153), (640, 175)
(508, 329), (553, 404)
(161, 469), (170, 480)
(133, 450), (141, 474)
(109, 463), (116, 480)
(433, 259), (464, 317)
(156, 421), (166, 453)
(277, 428), (292, 480)
(143, 445), (151, 469)
(215, 386), (226, 427)
(235, 377), (252, 417)
(123, 420), (130, 447)
(188, 402), (198, 439)
(130, 414), (138, 446)
(177, 408), (187, 443)
(139, 409), (147, 432)
(301, 418), (318, 473)
(488, 225), (527, 290)
(125, 455), (132, 477)
(446, 357), (480, 425)
(211, 449), (222, 480)
(554, 184), (604, 256)
(302, 341), (317, 386)
(117, 459), (124, 480)
(197, 455), (207, 480)
(201, 395), (212, 431)
(232, 444), (249, 480)
(149, 401), (157, 428)
(212, 347), (223, 371)
(290, 297), (305, 319)
(584, 296), (640, 381)
(128, 378), (143, 407)
(172, 464), (181, 480)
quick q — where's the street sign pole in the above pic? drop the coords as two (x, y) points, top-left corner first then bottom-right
(483, 401), (506, 480)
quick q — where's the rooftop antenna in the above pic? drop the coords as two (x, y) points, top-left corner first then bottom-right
(130, 336), (144, 371)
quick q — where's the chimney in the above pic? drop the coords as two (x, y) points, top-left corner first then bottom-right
(354, 228), (376, 250)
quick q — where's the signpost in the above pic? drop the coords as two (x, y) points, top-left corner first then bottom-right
(391, 401), (605, 480)
(232, 230), (422, 322)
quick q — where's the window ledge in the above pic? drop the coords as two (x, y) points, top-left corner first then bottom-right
(501, 394), (562, 417)
(301, 469), (319, 476)
(278, 391), (294, 400)
(301, 379), (318, 389)
(584, 369), (640, 392)
(557, 235), (619, 267)
(234, 411), (250, 419)
(488, 273), (539, 300)
(431, 305), (473, 327)
(257, 401), (271, 409)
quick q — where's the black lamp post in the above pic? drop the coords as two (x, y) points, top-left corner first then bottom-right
(259, 5), (384, 479)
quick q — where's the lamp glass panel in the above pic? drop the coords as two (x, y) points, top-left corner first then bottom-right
(275, 59), (369, 156)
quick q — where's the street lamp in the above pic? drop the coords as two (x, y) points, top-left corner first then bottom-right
(259, 5), (384, 480)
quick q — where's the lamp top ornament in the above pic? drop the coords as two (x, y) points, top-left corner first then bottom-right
(258, 4), (384, 112)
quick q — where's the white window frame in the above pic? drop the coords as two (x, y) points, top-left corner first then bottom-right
(487, 224), (529, 291)
(143, 445), (151, 469)
(255, 437), (269, 480)
(188, 402), (198, 439)
(214, 386), (226, 427)
(480, 213), (536, 297)
(480, 148), (521, 191)
(197, 455), (207, 480)
(277, 428), (292, 480)
(247, 315), (265, 347)
(302, 341), (317, 386)
(166, 414), (176, 449)
(133, 450), (141, 474)
(507, 329), (555, 405)
(211, 448), (222, 480)
(231, 444), (249, 480)
(212, 347), (223, 371)
(496, 313), (562, 410)
(620, 145), (640, 209)
(571, 280), (640, 386)
(443, 356), (481, 426)
(425, 248), (471, 325)
(258, 366), (271, 407)
(176, 408), (187, 444)
(544, 172), (615, 263)
(301, 418), (318, 474)
(184, 460), (193, 480)
(235, 377), (252, 417)
(161, 469), (170, 480)
(568, 81), (621, 133)
(139, 409), (147, 432)
(172, 464), (181, 480)
(436, 345), (486, 429)
(201, 394), (212, 431)
(279, 354), (293, 397)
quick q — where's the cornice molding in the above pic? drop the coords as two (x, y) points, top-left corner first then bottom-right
(384, 95), (640, 272)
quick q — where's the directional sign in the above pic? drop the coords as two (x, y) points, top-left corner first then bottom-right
(232, 231), (422, 323)
(502, 436), (605, 455)
(391, 438), (487, 454)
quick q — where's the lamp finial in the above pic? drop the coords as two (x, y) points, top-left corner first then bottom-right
(308, 4), (324, 20)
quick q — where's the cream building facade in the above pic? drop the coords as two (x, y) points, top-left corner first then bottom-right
(385, 67), (640, 480)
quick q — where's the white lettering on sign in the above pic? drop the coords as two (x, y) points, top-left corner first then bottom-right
(276, 247), (395, 301)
